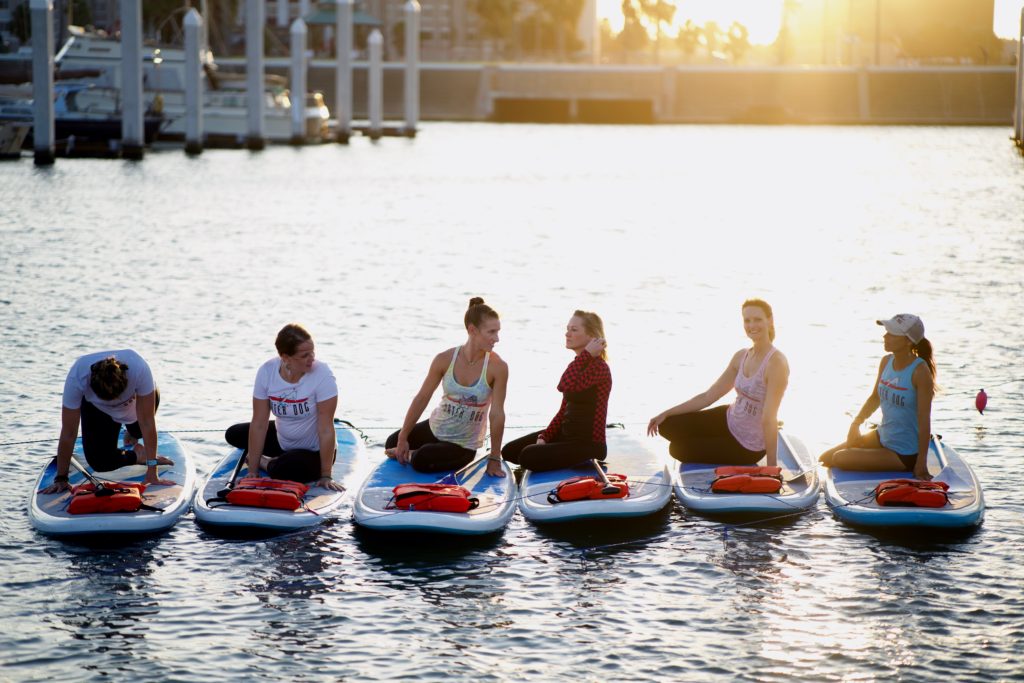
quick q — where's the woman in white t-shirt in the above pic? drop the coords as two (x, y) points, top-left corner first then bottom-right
(225, 324), (343, 490)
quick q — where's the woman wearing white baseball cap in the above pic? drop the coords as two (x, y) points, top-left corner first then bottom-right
(818, 314), (936, 480)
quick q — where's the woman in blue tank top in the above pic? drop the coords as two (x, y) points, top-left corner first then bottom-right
(818, 314), (936, 480)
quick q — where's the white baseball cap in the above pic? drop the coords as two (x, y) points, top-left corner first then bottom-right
(877, 314), (925, 344)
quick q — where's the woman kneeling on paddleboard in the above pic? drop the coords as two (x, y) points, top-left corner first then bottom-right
(501, 310), (611, 473)
(648, 299), (789, 468)
(225, 324), (344, 491)
(818, 314), (935, 481)
(385, 298), (509, 478)
(41, 350), (174, 494)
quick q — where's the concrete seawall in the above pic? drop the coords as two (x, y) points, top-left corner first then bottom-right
(220, 59), (1016, 125)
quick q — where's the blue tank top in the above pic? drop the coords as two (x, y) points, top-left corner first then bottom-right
(876, 355), (924, 456)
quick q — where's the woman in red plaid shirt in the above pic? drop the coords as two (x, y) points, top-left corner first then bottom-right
(501, 310), (611, 472)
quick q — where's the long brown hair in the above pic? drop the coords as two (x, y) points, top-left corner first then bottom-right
(912, 338), (937, 380)
(573, 309), (607, 361)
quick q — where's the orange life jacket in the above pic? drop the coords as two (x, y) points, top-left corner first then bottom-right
(225, 477), (309, 511)
(390, 483), (479, 513)
(67, 482), (147, 514)
(711, 465), (783, 494)
(874, 479), (949, 508)
(548, 474), (629, 503)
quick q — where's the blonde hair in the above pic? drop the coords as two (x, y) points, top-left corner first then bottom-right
(573, 309), (608, 361)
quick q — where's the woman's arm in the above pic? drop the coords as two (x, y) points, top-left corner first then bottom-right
(391, 351), (448, 465)
(760, 354), (790, 468)
(912, 363), (934, 480)
(847, 357), (886, 444)
(247, 398), (271, 476)
(136, 391), (172, 486)
(315, 396), (344, 490)
(648, 351), (742, 436)
(486, 359), (509, 477)
(40, 407), (80, 494)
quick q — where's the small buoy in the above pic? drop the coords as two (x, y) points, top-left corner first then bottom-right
(975, 389), (988, 414)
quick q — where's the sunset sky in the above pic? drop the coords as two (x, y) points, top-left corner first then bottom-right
(598, 0), (1024, 44)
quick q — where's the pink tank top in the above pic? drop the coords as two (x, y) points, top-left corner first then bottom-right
(726, 347), (776, 451)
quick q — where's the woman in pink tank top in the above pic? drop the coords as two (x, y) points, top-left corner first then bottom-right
(647, 299), (789, 467)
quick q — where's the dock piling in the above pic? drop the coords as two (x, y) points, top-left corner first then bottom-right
(1015, 7), (1024, 147)
(368, 29), (383, 140)
(290, 18), (308, 145)
(29, 0), (55, 166)
(245, 0), (266, 151)
(184, 9), (204, 155)
(120, 0), (144, 160)
(403, 1), (420, 137)
(335, 0), (354, 143)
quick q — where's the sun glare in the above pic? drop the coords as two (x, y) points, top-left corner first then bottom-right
(598, 0), (785, 45)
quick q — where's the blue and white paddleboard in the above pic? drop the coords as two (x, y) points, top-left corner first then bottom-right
(193, 421), (366, 531)
(518, 428), (671, 524)
(29, 431), (197, 537)
(352, 454), (517, 535)
(824, 436), (984, 529)
(673, 430), (820, 514)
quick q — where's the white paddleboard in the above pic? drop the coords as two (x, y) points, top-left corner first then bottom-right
(672, 430), (820, 514)
(193, 421), (366, 531)
(823, 436), (984, 529)
(352, 454), (517, 535)
(518, 429), (671, 524)
(29, 431), (196, 537)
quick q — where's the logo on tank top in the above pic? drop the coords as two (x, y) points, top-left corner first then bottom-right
(878, 379), (908, 408)
(269, 388), (312, 417)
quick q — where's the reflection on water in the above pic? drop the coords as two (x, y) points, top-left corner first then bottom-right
(0, 124), (1022, 681)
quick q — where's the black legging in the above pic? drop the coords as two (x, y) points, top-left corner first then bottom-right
(657, 405), (764, 466)
(80, 389), (160, 472)
(384, 420), (475, 474)
(501, 430), (607, 473)
(225, 421), (332, 483)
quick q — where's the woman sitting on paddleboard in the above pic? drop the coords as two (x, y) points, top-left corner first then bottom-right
(225, 323), (344, 491)
(501, 310), (611, 472)
(818, 314), (935, 480)
(647, 299), (789, 468)
(385, 297), (509, 478)
(41, 350), (174, 494)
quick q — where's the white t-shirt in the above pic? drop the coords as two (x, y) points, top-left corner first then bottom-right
(62, 349), (156, 424)
(253, 357), (338, 451)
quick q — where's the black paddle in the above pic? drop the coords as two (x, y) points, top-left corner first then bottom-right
(215, 451), (250, 498)
(68, 457), (113, 495)
(590, 459), (621, 496)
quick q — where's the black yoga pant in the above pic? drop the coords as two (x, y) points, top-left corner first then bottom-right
(385, 420), (475, 474)
(501, 430), (607, 473)
(225, 421), (333, 483)
(80, 389), (160, 472)
(657, 405), (764, 466)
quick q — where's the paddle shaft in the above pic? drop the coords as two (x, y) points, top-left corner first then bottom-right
(216, 451), (249, 497)
(590, 459), (619, 495)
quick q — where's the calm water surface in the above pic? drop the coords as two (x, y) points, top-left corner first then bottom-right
(0, 124), (1022, 682)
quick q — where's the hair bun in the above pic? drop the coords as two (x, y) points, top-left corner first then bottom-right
(468, 297), (485, 307)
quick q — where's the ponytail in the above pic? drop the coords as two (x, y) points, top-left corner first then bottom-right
(912, 337), (936, 380)
(465, 297), (499, 329)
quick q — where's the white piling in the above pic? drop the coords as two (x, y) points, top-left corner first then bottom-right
(184, 9), (204, 155)
(1015, 7), (1024, 146)
(299, 0), (311, 18)
(403, 0), (420, 136)
(120, 0), (144, 159)
(29, 0), (54, 165)
(290, 18), (308, 144)
(246, 0), (266, 150)
(276, 0), (288, 27)
(335, 0), (354, 142)
(368, 29), (383, 139)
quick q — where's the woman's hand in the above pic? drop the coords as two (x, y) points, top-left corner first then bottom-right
(585, 337), (606, 357)
(143, 470), (177, 487)
(536, 436), (546, 446)
(486, 458), (505, 478)
(317, 476), (346, 492)
(39, 478), (71, 495)
(846, 421), (862, 446)
(913, 459), (932, 481)
(647, 413), (666, 437)
(386, 440), (412, 465)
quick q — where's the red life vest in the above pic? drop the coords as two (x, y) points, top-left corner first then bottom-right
(225, 477), (309, 511)
(390, 483), (479, 513)
(67, 482), (147, 514)
(874, 479), (949, 508)
(711, 466), (783, 494)
(548, 474), (629, 503)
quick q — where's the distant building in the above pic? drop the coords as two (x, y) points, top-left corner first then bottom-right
(786, 0), (1001, 66)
